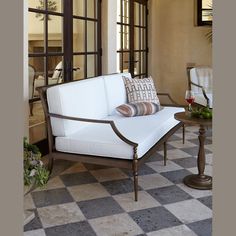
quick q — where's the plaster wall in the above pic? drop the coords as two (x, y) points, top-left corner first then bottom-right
(148, 0), (212, 104)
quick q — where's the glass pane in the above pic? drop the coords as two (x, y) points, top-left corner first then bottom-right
(73, 0), (85, 16)
(87, 55), (96, 78)
(117, 24), (121, 50)
(73, 55), (85, 80)
(123, 25), (129, 50)
(141, 28), (146, 50)
(47, 56), (64, 84)
(122, 0), (129, 24)
(134, 2), (139, 25)
(202, 0), (212, 9)
(28, 0), (45, 9)
(87, 21), (97, 52)
(48, 15), (63, 52)
(202, 10), (213, 21)
(134, 52), (140, 75)
(141, 5), (146, 27)
(123, 52), (129, 72)
(87, 0), (96, 18)
(73, 19), (85, 52)
(28, 12), (45, 53)
(29, 57), (45, 98)
(48, 0), (63, 13)
(141, 52), (146, 74)
(134, 27), (139, 50)
(29, 101), (45, 127)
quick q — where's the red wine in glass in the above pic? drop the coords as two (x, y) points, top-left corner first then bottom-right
(185, 90), (195, 111)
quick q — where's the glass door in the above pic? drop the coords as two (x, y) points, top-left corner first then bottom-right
(117, 0), (148, 78)
(28, 0), (101, 144)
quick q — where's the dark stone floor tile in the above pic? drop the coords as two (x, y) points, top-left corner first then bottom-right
(187, 218), (212, 236)
(60, 171), (97, 187)
(77, 197), (124, 219)
(160, 169), (192, 184)
(24, 209), (43, 232)
(83, 163), (111, 170)
(145, 152), (164, 163)
(129, 206), (182, 233)
(147, 185), (193, 205)
(188, 138), (212, 146)
(198, 196), (212, 209)
(181, 146), (212, 156)
(172, 157), (198, 169)
(101, 178), (142, 195)
(45, 221), (96, 236)
(31, 188), (74, 208)
(122, 164), (156, 177)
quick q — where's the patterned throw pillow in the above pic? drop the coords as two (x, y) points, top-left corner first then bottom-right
(116, 102), (161, 117)
(122, 76), (160, 105)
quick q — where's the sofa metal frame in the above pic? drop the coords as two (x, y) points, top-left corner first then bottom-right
(37, 82), (185, 201)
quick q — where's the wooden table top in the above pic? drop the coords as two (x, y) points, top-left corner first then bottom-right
(174, 112), (212, 126)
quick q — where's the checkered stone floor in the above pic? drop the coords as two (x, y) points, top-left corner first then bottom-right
(24, 125), (212, 236)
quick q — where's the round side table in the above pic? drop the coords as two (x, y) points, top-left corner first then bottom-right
(174, 112), (212, 190)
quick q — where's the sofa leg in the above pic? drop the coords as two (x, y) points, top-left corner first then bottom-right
(183, 124), (185, 144)
(164, 142), (167, 166)
(133, 148), (138, 201)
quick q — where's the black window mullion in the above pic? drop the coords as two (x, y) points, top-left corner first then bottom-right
(139, 3), (141, 76)
(45, 0), (49, 85)
(121, 0), (124, 72)
(85, 0), (88, 79)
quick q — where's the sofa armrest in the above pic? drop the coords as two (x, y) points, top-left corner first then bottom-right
(157, 92), (184, 107)
(190, 82), (210, 107)
(48, 113), (138, 148)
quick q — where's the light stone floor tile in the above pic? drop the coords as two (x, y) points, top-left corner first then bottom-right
(175, 132), (198, 140)
(61, 163), (87, 174)
(24, 229), (46, 236)
(147, 224), (198, 236)
(113, 191), (160, 212)
(187, 165), (213, 176)
(90, 168), (128, 182)
(89, 213), (143, 236)
(33, 176), (65, 192)
(177, 183), (212, 198)
(146, 160), (183, 173)
(168, 140), (196, 149)
(68, 183), (110, 202)
(37, 202), (85, 228)
(185, 125), (199, 132)
(206, 153), (213, 165)
(205, 144), (213, 152)
(166, 149), (191, 160)
(138, 173), (173, 190)
(165, 199), (212, 224)
(24, 193), (35, 210)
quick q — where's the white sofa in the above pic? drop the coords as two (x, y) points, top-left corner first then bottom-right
(38, 72), (185, 201)
(188, 67), (213, 108)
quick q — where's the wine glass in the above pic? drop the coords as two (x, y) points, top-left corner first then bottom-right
(185, 90), (195, 112)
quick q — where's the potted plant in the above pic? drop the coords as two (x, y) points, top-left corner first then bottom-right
(24, 137), (49, 224)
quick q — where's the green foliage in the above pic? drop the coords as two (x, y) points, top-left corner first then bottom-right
(35, 0), (58, 21)
(24, 138), (49, 188)
(191, 106), (213, 119)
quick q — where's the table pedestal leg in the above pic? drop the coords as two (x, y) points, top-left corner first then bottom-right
(183, 125), (212, 190)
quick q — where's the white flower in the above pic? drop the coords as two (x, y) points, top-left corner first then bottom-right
(29, 169), (36, 177)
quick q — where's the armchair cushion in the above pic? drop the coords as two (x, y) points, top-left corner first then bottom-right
(116, 102), (161, 117)
(122, 76), (160, 105)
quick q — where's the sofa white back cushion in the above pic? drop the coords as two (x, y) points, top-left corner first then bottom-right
(47, 77), (108, 136)
(103, 72), (131, 115)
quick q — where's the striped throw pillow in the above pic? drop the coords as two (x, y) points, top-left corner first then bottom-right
(116, 102), (161, 117)
(122, 76), (160, 105)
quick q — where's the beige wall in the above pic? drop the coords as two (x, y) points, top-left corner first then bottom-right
(149, 0), (212, 104)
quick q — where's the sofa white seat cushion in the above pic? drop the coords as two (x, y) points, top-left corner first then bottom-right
(55, 106), (184, 159)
